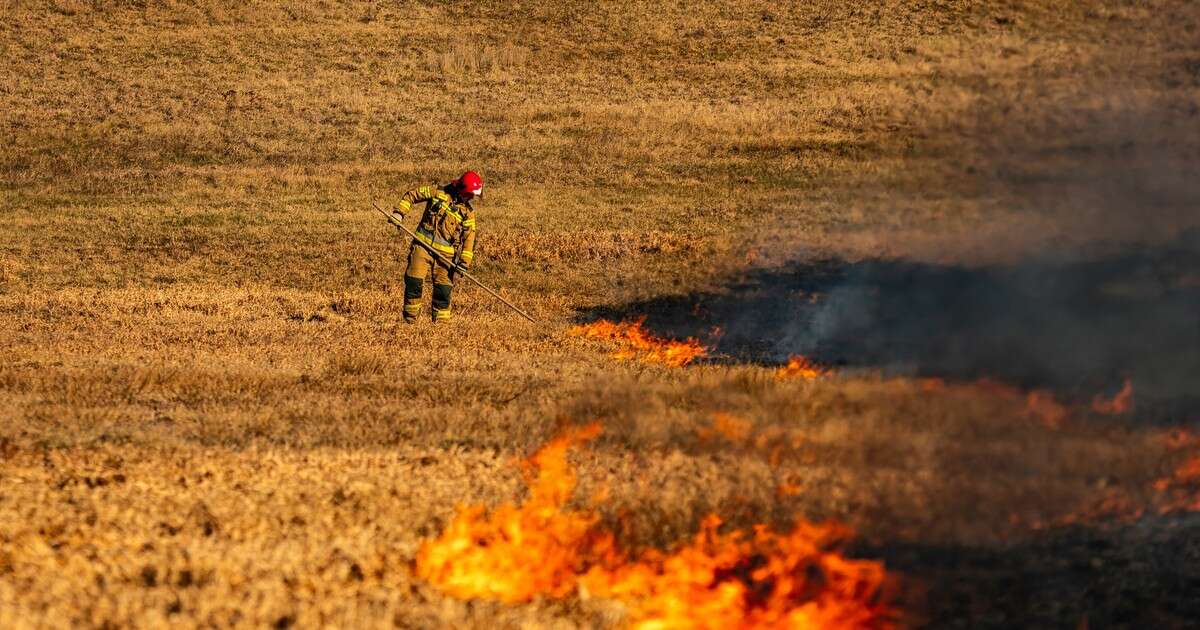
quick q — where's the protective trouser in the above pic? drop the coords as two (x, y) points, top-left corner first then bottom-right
(403, 244), (454, 322)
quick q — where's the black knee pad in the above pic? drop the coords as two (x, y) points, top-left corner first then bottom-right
(432, 283), (453, 310)
(404, 275), (424, 301)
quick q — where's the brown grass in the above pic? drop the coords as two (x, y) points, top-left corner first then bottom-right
(2, 0), (1199, 626)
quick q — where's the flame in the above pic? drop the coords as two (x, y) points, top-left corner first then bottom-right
(775, 356), (829, 381)
(914, 375), (1134, 429)
(1152, 455), (1200, 513)
(414, 423), (610, 602)
(1090, 379), (1134, 415)
(1163, 428), (1198, 450)
(1023, 390), (1069, 429)
(582, 516), (893, 630)
(1173, 457), (1200, 483)
(1034, 455), (1200, 529)
(1035, 491), (1144, 529)
(911, 377), (1136, 429)
(417, 425), (895, 628)
(1033, 433), (1200, 529)
(570, 318), (708, 367)
(918, 378), (1067, 428)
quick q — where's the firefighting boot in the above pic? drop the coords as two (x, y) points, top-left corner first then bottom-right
(431, 283), (453, 323)
(403, 276), (424, 324)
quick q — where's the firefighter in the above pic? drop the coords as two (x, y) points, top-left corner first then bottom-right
(390, 171), (481, 323)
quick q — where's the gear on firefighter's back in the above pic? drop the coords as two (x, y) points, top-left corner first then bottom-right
(394, 183), (477, 324)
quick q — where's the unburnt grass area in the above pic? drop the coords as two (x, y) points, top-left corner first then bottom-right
(3, 1), (1200, 627)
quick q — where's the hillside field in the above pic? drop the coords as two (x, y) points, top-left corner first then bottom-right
(2, 1), (1200, 627)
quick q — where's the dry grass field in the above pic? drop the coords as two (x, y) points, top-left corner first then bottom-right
(2, 0), (1200, 627)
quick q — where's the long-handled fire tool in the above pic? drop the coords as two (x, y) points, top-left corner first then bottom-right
(371, 202), (537, 323)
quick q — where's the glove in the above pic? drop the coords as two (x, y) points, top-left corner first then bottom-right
(389, 207), (405, 222)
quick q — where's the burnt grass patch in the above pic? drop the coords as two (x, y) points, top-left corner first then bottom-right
(873, 513), (1200, 628)
(578, 230), (1200, 421)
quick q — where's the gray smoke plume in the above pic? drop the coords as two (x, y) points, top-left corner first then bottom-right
(581, 94), (1200, 418)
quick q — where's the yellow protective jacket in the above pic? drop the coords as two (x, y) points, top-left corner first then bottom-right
(395, 185), (477, 266)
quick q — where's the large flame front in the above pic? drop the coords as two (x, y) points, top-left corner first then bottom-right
(414, 423), (610, 602)
(582, 516), (891, 629)
(416, 425), (894, 629)
(569, 318), (708, 367)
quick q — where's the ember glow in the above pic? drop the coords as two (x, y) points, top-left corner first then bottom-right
(1090, 378), (1134, 415)
(1035, 430), (1200, 529)
(1152, 455), (1200, 513)
(911, 377), (1136, 428)
(775, 355), (829, 380)
(1023, 390), (1069, 429)
(1047, 453), (1200, 528)
(918, 378), (1068, 428)
(570, 318), (708, 367)
(417, 425), (895, 629)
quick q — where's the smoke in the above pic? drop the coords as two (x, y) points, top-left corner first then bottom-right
(584, 230), (1199, 418)
(798, 91), (1200, 410)
(580, 93), (1200, 418)
(785, 235), (1199, 406)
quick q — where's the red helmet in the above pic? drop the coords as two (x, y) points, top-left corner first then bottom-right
(455, 171), (484, 199)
